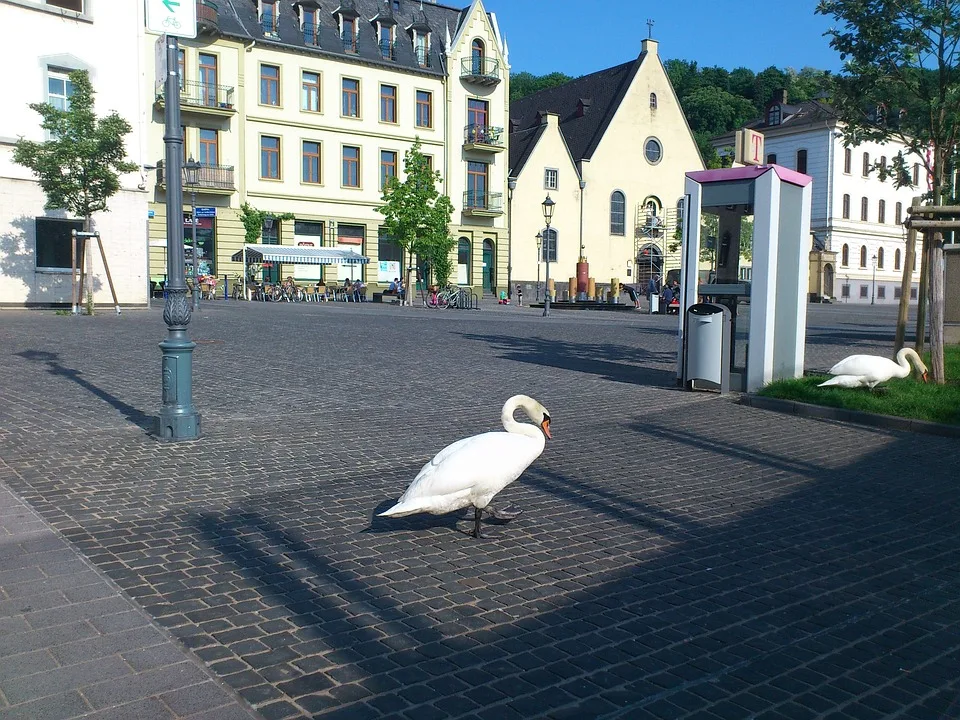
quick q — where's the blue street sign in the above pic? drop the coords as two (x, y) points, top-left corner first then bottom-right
(195, 207), (217, 218)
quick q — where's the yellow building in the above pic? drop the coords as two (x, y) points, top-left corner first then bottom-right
(146, 0), (509, 297)
(508, 38), (704, 300)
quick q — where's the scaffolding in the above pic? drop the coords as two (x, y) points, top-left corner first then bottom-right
(633, 204), (682, 288)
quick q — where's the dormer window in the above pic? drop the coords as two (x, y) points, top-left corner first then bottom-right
(299, 3), (320, 46)
(379, 23), (396, 60)
(767, 104), (781, 126)
(408, 11), (432, 67)
(649, 92), (657, 110)
(260, 0), (278, 35)
(342, 16), (357, 52)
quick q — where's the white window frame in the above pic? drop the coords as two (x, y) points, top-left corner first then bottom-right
(543, 168), (558, 191)
(47, 69), (74, 110)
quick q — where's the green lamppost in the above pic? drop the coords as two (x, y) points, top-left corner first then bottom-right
(542, 194), (555, 316)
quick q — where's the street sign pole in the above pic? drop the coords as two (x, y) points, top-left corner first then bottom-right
(156, 33), (201, 441)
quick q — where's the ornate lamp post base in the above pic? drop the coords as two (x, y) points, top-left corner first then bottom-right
(156, 296), (201, 442)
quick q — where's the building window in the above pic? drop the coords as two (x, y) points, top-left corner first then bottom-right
(610, 191), (626, 235)
(877, 286), (887, 299)
(861, 196), (869, 221)
(767, 105), (781, 125)
(199, 129), (218, 166)
(842, 194), (850, 219)
(860, 285), (869, 298)
(48, 0), (83, 11)
(260, 136), (280, 179)
(649, 92), (657, 110)
(416, 90), (432, 128)
(644, 138), (662, 164)
(342, 17), (357, 52)
(260, 64), (280, 106)
(913, 163), (920, 186)
(199, 53), (218, 107)
(342, 145), (360, 187)
(541, 228), (558, 262)
(767, 153), (777, 165)
(35, 217), (83, 269)
(879, 155), (886, 177)
(302, 141), (321, 184)
(796, 149), (807, 174)
(844, 148), (851, 174)
(911, 287), (918, 299)
(379, 24), (395, 60)
(342, 78), (359, 117)
(466, 161), (488, 207)
(414, 32), (430, 67)
(468, 98), (489, 137)
(380, 84), (397, 123)
(471, 38), (485, 74)
(841, 244), (849, 266)
(895, 286), (902, 299)
(895, 248), (902, 270)
(860, 245), (867, 267)
(261, 0), (277, 34)
(877, 247), (885, 268)
(302, 71), (321, 112)
(303, 7), (319, 45)
(862, 152), (870, 176)
(380, 150), (398, 190)
(47, 70), (74, 110)
(895, 201), (903, 225)
(458, 237), (471, 284)
(544, 168), (558, 191)
(841, 284), (850, 299)
(878, 199), (886, 223)
(178, 49), (185, 89)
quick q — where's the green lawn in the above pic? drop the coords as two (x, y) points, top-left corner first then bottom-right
(758, 345), (960, 426)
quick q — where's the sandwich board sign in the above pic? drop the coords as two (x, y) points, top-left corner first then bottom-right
(145, 0), (197, 39)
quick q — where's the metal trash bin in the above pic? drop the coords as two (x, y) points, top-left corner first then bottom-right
(683, 302), (731, 393)
(649, 293), (659, 314)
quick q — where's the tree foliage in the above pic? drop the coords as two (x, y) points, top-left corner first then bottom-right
(13, 69), (138, 223)
(510, 71), (578, 102)
(377, 139), (454, 295)
(238, 203), (294, 244)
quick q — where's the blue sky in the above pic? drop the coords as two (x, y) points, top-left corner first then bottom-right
(487, 0), (844, 77)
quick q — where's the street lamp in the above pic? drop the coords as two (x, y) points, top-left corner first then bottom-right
(871, 253), (877, 305)
(507, 177), (516, 300)
(183, 156), (201, 310)
(535, 231), (542, 302)
(542, 194), (555, 317)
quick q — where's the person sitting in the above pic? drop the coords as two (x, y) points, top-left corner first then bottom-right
(661, 284), (675, 307)
(397, 278), (405, 301)
(352, 278), (366, 302)
(387, 278), (399, 293)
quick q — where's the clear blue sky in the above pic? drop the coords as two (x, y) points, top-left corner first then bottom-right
(487, 0), (844, 77)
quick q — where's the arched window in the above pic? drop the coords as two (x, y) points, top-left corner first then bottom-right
(796, 149), (807, 174)
(877, 247), (885, 268)
(860, 245), (867, 268)
(457, 237), (471, 284)
(842, 244), (849, 267)
(842, 194), (850, 219)
(471, 38), (484, 74)
(610, 191), (625, 235)
(676, 197), (684, 226)
(895, 202), (903, 224)
(895, 248), (902, 270)
(649, 92), (657, 110)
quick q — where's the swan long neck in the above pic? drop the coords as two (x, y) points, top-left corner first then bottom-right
(896, 347), (925, 376)
(501, 395), (545, 440)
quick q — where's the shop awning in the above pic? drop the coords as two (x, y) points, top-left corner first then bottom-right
(231, 244), (369, 265)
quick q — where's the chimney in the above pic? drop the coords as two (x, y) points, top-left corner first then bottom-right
(641, 38), (658, 56)
(771, 88), (788, 105)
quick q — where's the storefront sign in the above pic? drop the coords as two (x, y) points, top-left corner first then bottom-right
(378, 260), (401, 282)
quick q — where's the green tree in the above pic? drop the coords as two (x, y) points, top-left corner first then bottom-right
(817, 0), (960, 383)
(377, 138), (454, 305)
(751, 66), (791, 110)
(510, 71), (577, 101)
(13, 69), (138, 311)
(683, 85), (758, 137)
(238, 203), (294, 244)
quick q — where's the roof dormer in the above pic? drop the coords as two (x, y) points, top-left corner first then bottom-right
(371, 2), (397, 60)
(576, 98), (592, 117)
(406, 10), (432, 67)
(258, 0), (279, 37)
(295, 0), (322, 46)
(334, 0), (359, 53)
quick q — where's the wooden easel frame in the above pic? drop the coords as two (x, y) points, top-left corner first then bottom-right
(71, 229), (121, 315)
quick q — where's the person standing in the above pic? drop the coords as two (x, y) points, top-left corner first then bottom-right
(619, 282), (640, 309)
(516, 284), (523, 306)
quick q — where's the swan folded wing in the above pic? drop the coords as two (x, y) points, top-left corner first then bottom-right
(818, 375), (866, 388)
(828, 355), (896, 378)
(395, 432), (542, 509)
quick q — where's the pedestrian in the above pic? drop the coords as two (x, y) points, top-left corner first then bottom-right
(619, 282), (640, 309)
(516, 284), (523, 306)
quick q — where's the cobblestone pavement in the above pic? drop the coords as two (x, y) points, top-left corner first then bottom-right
(1, 301), (957, 720)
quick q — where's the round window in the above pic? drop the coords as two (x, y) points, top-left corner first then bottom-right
(644, 137), (663, 165)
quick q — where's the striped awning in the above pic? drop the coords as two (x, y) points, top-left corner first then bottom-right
(230, 244), (369, 265)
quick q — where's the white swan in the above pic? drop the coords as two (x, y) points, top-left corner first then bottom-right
(379, 395), (552, 538)
(818, 347), (928, 389)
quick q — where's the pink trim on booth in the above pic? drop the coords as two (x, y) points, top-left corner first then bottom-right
(686, 164), (812, 188)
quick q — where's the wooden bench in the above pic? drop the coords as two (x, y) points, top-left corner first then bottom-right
(374, 290), (400, 304)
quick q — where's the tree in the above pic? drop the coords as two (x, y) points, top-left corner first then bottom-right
(683, 86), (758, 138)
(377, 139), (454, 305)
(817, 0), (960, 384)
(238, 203), (294, 244)
(13, 69), (138, 310)
(510, 71), (577, 102)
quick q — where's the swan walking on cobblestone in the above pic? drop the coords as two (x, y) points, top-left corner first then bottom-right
(818, 348), (928, 389)
(379, 395), (552, 538)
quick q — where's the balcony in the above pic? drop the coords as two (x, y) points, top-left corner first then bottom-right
(415, 46), (432, 68)
(303, 22), (320, 47)
(196, 0), (218, 34)
(156, 161), (235, 195)
(261, 18), (279, 37)
(342, 32), (357, 54)
(379, 39), (396, 61)
(460, 57), (501, 86)
(463, 124), (505, 152)
(463, 191), (503, 217)
(156, 80), (236, 116)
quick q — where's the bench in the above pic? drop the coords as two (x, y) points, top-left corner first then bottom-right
(374, 290), (401, 304)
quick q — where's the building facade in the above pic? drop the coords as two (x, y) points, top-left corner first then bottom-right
(714, 92), (923, 305)
(146, 0), (510, 298)
(0, 0), (149, 307)
(508, 38), (704, 300)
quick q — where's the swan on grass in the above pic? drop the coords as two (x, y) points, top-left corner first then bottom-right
(379, 395), (552, 538)
(818, 348), (928, 389)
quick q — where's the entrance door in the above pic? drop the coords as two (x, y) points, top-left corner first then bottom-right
(824, 263), (835, 299)
(482, 239), (494, 293)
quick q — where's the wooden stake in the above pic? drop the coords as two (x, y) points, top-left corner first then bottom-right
(95, 234), (121, 315)
(929, 232), (946, 384)
(894, 197), (921, 352)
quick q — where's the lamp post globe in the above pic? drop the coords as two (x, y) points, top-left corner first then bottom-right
(535, 231), (543, 302)
(542, 194), (555, 317)
(184, 157), (202, 311)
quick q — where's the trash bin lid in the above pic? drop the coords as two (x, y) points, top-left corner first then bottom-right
(689, 303), (724, 315)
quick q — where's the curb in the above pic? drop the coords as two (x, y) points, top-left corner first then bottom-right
(739, 394), (960, 439)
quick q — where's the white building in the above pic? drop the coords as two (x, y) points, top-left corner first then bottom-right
(0, 0), (149, 308)
(714, 91), (923, 305)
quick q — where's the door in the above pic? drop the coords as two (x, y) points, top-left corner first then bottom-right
(824, 263), (835, 299)
(199, 53), (217, 107)
(482, 239), (494, 293)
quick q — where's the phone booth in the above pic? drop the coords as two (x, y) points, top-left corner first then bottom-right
(678, 165), (812, 392)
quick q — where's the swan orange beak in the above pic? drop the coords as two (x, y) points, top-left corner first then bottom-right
(541, 417), (552, 439)
(921, 371), (929, 383)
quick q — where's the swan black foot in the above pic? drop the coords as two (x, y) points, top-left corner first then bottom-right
(486, 504), (523, 522)
(471, 506), (485, 539)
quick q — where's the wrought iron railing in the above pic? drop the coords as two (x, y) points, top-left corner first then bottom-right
(460, 57), (501, 83)
(196, 0), (218, 32)
(463, 124), (504, 147)
(342, 32), (357, 53)
(414, 46), (431, 68)
(261, 18), (278, 36)
(463, 191), (503, 213)
(303, 21), (319, 46)
(161, 79), (235, 110)
(157, 161), (235, 191)
(379, 39), (396, 60)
